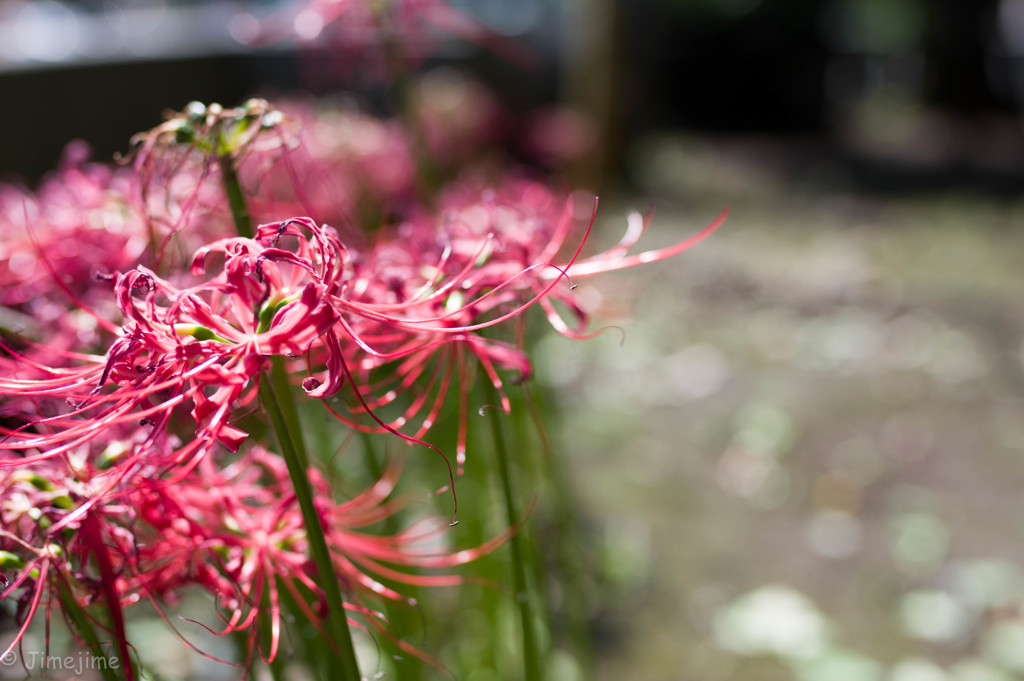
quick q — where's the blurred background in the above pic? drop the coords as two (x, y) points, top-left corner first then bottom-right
(5, 0), (1024, 190)
(5, 1), (1024, 680)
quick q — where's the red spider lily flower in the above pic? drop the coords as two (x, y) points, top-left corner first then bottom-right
(2, 176), (722, 490)
(0, 413), (498, 671)
(0, 217), (343, 475)
(311, 178), (726, 468)
(102, 446), (507, 665)
(0, 455), (136, 675)
(128, 99), (300, 255)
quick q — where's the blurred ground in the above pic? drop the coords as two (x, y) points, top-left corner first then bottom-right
(540, 132), (1024, 681)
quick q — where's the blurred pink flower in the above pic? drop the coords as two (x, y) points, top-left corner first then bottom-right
(0, 142), (142, 360)
(246, 0), (530, 79)
(411, 69), (505, 168)
(242, 101), (418, 231)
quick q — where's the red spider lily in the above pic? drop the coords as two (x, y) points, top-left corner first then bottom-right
(128, 98), (421, 259)
(128, 99), (300, 257)
(0, 439), (502, 669)
(0, 12), (732, 675)
(0, 217), (343, 476)
(99, 445), (507, 665)
(311, 178), (727, 468)
(0, 454), (136, 676)
(2, 185), (723, 489)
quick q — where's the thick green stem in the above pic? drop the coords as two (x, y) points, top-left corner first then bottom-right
(270, 357), (308, 468)
(217, 128), (347, 675)
(219, 153), (254, 239)
(259, 368), (362, 681)
(484, 384), (543, 681)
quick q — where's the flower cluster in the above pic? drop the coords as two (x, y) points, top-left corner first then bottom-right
(0, 142), (142, 360)
(0, 88), (723, 675)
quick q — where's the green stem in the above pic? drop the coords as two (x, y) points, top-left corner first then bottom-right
(57, 577), (126, 681)
(217, 126), (344, 677)
(219, 153), (254, 239)
(270, 357), (308, 468)
(521, 384), (594, 675)
(260, 369), (362, 681)
(484, 384), (543, 681)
